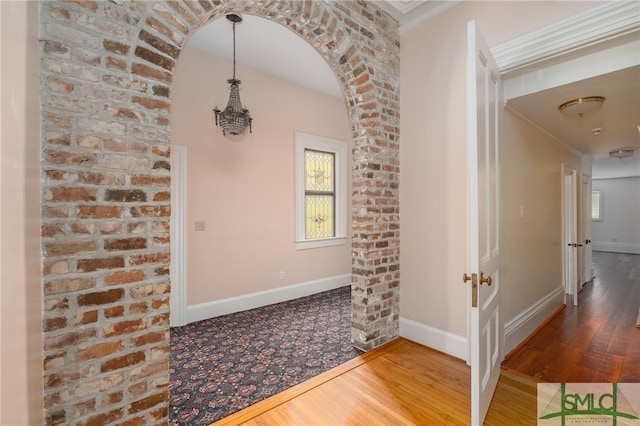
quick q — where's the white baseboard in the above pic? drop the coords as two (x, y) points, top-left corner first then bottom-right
(186, 276), (564, 362)
(592, 242), (640, 255)
(399, 287), (563, 364)
(399, 316), (468, 362)
(186, 274), (351, 325)
(504, 286), (564, 355)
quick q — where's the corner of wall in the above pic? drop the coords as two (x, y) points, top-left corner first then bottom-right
(399, 317), (468, 362)
(504, 286), (565, 355)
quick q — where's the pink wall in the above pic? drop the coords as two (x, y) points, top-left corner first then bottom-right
(172, 43), (352, 305)
(1, 1), (44, 423)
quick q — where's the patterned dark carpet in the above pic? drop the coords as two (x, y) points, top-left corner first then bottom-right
(169, 286), (362, 425)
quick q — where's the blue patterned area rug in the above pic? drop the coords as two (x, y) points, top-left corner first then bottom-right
(169, 286), (362, 425)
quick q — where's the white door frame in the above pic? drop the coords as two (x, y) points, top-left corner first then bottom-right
(561, 164), (578, 306)
(493, 2), (639, 98)
(581, 173), (593, 284)
(170, 144), (187, 327)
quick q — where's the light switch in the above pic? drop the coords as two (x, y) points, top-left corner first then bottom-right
(195, 221), (206, 231)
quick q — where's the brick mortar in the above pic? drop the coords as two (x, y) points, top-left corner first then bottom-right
(40, 1), (399, 424)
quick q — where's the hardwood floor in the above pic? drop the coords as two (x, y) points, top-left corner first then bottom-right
(212, 338), (539, 426)
(211, 252), (638, 425)
(503, 251), (640, 383)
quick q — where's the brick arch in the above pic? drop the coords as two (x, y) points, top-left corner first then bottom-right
(40, 1), (399, 424)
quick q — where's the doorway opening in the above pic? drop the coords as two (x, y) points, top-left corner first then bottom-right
(168, 14), (358, 421)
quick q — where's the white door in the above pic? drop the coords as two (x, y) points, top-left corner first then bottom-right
(562, 164), (578, 306)
(581, 174), (593, 284)
(466, 20), (503, 426)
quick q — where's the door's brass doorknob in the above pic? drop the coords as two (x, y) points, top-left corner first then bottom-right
(463, 273), (472, 283)
(480, 272), (492, 286)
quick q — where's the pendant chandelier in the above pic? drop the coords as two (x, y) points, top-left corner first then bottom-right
(213, 14), (252, 136)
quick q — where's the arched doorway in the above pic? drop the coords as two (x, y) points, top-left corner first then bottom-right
(169, 13), (353, 422)
(39, 2), (399, 424)
(169, 13), (351, 326)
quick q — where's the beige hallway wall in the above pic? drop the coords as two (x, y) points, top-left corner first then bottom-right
(1, 1), (44, 424)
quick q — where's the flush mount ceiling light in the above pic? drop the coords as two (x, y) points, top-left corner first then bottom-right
(558, 96), (605, 118)
(609, 149), (635, 159)
(213, 13), (252, 136)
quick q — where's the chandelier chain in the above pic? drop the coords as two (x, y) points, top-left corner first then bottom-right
(232, 21), (236, 80)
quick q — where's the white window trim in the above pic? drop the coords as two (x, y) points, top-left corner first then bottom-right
(592, 189), (603, 221)
(295, 132), (347, 250)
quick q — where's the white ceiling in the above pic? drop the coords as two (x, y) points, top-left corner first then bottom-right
(507, 65), (640, 179)
(187, 14), (342, 98)
(186, 4), (640, 179)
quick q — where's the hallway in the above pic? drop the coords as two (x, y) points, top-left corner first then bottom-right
(502, 251), (640, 382)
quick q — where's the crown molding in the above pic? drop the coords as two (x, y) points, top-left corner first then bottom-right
(398, 1), (461, 33)
(376, 0), (461, 33)
(492, 1), (640, 74)
(375, 0), (420, 20)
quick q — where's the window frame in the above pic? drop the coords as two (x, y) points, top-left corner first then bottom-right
(591, 189), (603, 221)
(295, 132), (347, 250)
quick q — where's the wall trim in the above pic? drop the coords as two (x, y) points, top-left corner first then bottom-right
(186, 274), (351, 324)
(397, 0), (461, 34)
(592, 242), (640, 255)
(401, 286), (565, 362)
(170, 144), (187, 327)
(399, 317), (468, 362)
(504, 286), (565, 355)
(492, 1), (640, 74)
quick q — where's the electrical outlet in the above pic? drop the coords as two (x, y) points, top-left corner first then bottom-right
(519, 205), (525, 219)
(279, 271), (285, 280)
(195, 221), (206, 231)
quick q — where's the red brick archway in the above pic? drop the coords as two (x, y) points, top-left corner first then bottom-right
(40, 1), (399, 424)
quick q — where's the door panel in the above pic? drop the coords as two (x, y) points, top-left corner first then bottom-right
(467, 20), (503, 426)
(581, 174), (593, 284)
(562, 164), (578, 306)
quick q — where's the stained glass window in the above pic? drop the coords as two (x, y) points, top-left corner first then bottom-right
(304, 149), (335, 239)
(295, 132), (346, 250)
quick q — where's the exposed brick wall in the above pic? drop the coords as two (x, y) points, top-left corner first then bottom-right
(40, 1), (399, 424)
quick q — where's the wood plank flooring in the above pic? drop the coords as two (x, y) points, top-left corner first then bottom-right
(211, 252), (638, 425)
(213, 338), (539, 426)
(503, 251), (640, 383)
